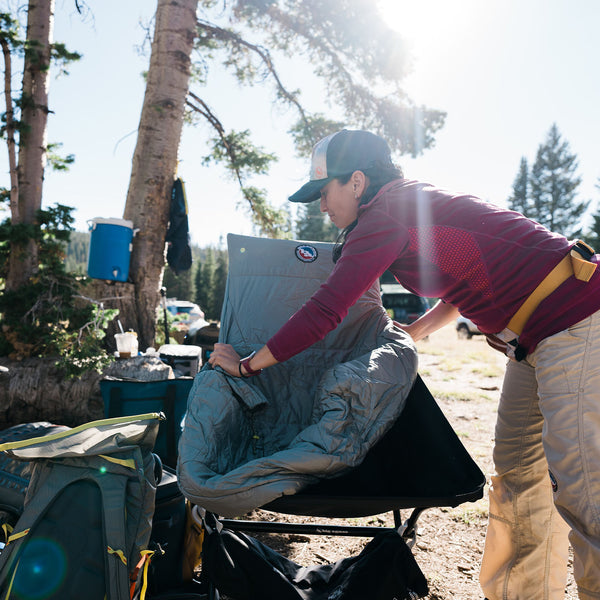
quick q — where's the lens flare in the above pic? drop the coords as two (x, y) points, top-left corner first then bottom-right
(13, 538), (66, 599)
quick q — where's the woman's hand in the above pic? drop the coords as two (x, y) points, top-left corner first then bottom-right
(208, 343), (242, 377)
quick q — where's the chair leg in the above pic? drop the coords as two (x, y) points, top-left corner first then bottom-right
(401, 507), (426, 547)
(207, 581), (219, 600)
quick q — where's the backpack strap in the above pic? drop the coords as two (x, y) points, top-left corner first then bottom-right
(3, 559), (19, 600)
(5, 528), (28, 544)
(129, 550), (155, 600)
(100, 463), (138, 600)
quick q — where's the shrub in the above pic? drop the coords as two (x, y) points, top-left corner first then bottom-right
(0, 204), (118, 376)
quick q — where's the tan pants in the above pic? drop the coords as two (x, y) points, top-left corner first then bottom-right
(480, 311), (600, 599)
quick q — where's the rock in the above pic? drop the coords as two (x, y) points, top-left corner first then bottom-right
(104, 355), (174, 381)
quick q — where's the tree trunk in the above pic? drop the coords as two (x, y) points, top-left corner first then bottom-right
(0, 35), (19, 221)
(6, 0), (54, 290)
(122, 0), (199, 349)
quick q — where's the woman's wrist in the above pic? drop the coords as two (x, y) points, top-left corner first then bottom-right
(239, 351), (263, 377)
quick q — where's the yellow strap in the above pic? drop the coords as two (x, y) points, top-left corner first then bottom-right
(571, 248), (597, 282)
(507, 254), (572, 335)
(7, 528), (29, 544)
(107, 546), (128, 566)
(508, 244), (597, 336)
(129, 550), (155, 600)
(2, 523), (13, 543)
(4, 558), (19, 600)
(99, 454), (136, 470)
(138, 551), (154, 600)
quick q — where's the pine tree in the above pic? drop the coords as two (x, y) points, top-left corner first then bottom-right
(528, 124), (588, 237)
(162, 265), (194, 302)
(1, 5), (80, 289)
(211, 251), (228, 321)
(63, 231), (90, 274)
(296, 202), (339, 242)
(194, 247), (216, 317)
(582, 178), (600, 250)
(507, 157), (530, 215)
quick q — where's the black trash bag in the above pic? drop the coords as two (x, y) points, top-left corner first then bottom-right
(201, 514), (428, 600)
(166, 178), (192, 274)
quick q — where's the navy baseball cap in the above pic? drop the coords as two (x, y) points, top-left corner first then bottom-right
(288, 129), (394, 203)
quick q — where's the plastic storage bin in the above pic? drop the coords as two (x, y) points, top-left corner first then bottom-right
(87, 217), (135, 282)
(158, 344), (202, 377)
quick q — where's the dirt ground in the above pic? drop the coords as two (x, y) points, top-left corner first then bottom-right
(239, 323), (578, 599)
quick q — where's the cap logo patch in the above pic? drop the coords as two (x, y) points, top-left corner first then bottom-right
(295, 244), (318, 263)
(309, 133), (335, 181)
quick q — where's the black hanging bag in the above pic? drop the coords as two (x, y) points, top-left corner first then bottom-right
(166, 178), (192, 275)
(200, 510), (428, 600)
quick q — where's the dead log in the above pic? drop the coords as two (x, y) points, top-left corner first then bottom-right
(0, 357), (104, 429)
(0, 355), (175, 430)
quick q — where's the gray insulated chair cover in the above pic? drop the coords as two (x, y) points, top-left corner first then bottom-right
(177, 234), (418, 517)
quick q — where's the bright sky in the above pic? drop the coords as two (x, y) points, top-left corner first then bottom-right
(5, 0), (600, 247)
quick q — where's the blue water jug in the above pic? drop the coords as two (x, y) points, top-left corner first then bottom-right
(87, 217), (135, 282)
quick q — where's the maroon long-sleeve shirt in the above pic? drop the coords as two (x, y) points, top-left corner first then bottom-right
(267, 179), (600, 362)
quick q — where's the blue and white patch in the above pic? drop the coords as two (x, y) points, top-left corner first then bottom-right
(295, 244), (318, 263)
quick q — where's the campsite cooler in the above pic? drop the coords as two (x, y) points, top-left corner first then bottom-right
(100, 377), (194, 467)
(87, 217), (135, 282)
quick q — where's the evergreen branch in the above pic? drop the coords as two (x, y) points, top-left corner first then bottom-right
(232, 2), (381, 99)
(196, 18), (311, 130)
(186, 91), (246, 193)
(227, 2), (445, 155)
(186, 91), (286, 237)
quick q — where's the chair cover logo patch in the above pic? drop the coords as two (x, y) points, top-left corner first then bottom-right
(295, 245), (318, 263)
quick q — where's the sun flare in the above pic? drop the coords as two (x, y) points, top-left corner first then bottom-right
(377, 0), (479, 46)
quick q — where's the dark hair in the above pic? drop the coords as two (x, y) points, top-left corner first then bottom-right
(332, 161), (403, 262)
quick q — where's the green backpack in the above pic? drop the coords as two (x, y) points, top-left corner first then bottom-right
(0, 413), (162, 600)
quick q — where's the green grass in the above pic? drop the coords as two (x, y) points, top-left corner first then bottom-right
(451, 499), (488, 525)
(428, 388), (475, 402)
(471, 365), (503, 378)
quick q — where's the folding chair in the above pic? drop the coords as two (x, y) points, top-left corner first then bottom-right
(178, 234), (486, 599)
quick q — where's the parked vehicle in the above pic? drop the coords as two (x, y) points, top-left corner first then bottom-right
(165, 299), (208, 336)
(380, 284), (430, 324)
(456, 315), (482, 339)
(166, 299), (204, 321)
